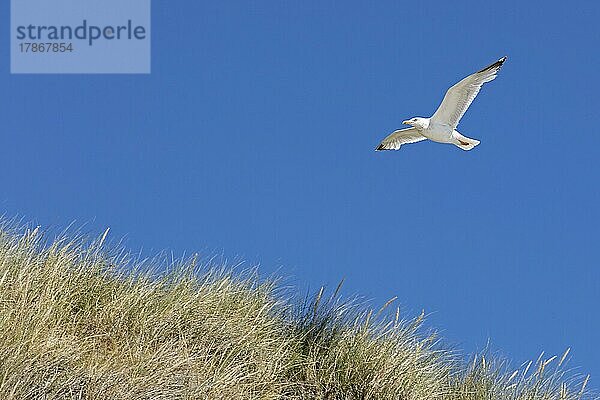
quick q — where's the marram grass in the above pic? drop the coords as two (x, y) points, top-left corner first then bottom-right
(0, 225), (595, 400)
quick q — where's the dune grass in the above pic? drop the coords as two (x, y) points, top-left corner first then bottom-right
(0, 225), (595, 399)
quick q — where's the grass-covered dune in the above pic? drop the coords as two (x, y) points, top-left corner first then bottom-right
(0, 225), (594, 400)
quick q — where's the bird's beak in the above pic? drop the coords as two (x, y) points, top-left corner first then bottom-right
(402, 120), (411, 125)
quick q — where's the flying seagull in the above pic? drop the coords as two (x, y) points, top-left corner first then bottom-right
(376, 56), (507, 151)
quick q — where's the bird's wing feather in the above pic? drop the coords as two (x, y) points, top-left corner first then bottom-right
(431, 57), (506, 128)
(376, 127), (427, 151)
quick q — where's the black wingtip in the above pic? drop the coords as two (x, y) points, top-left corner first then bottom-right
(375, 144), (387, 151)
(478, 56), (507, 73)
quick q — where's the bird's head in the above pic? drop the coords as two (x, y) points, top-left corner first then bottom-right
(402, 117), (429, 130)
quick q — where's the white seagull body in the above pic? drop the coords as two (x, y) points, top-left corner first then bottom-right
(376, 56), (507, 151)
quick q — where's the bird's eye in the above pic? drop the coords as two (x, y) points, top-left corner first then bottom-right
(413, 119), (417, 122)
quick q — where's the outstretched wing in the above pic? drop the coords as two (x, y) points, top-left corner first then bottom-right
(431, 56), (506, 129)
(375, 127), (427, 151)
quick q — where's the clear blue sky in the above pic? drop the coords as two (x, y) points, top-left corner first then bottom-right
(1, 0), (599, 384)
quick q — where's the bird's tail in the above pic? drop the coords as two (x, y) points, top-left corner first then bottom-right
(452, 131), (480, 151)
